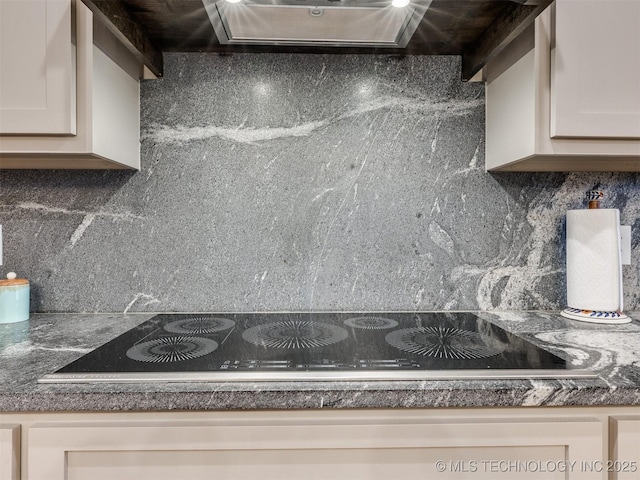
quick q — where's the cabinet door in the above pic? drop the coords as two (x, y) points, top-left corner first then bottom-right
(27, 416), (605, 480)
(551, 0), (640, 139)
(0, 0), (75, 135)
(610, 417), (640, 480)
(0, 424), (20, 480)
(0, 0), (141, 169)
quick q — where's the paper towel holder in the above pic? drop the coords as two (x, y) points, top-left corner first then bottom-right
(586, 190), (603, 209)
(561, 307), (629, 322)
(560, 190), (631, 324)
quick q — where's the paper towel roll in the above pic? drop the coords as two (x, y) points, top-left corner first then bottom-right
(566, 209), (623, 312)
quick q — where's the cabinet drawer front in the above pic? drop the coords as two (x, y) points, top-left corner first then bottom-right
(28, 416), (605, 480)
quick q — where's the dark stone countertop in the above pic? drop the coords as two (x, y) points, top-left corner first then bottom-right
(1, 311), (640, 412)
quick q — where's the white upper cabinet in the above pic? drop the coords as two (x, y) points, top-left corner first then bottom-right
(0, 0), (143, 170)
(551, 0), (640, 139)
(0, 0), (75, 135)
(485, 0), (640, 171)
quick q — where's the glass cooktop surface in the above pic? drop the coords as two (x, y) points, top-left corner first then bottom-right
(39, 312), (595, 383)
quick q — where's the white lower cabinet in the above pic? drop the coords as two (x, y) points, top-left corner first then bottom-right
(4, 409), (615, 480)
(610, 416), (640, 480)
(8, 407), (640, 480)
(0, 424), (20, 480)
(30, 418), (602, 480)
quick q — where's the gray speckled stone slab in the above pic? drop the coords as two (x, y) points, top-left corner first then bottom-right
(2, 53), (640, 313)
(1, 312), (640, 412)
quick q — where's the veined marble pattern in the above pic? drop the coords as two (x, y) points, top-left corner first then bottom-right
(0, 53), (640, 313)
(477, 311), (640, 397)
(1, 312), (640, 411)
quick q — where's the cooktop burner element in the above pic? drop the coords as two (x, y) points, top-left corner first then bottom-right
(39, 312), (597, 383)
(126, 336), (218, 363)
(385, 326), (505, 359)
(242, 320), (349, 349)
(344, 316), (399, 330)
(164, 316), (235, 334)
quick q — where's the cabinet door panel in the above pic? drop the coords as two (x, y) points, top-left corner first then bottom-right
(0, 424), (20, 480)
(610, 417), (640, 480)
(0, 0), (75, 135)
(551, 0), (640, 139)
(28, 417), (605, 480)
(66, 446), (567, 480)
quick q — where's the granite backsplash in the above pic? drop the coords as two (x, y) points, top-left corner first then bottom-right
(1, 53), (639, 313)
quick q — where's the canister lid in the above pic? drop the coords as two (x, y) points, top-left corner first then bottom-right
(0, 272), (29, 286)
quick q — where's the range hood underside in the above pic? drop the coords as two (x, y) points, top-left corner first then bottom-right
(80, 0), (555, 81)
(203, 1), (429, 48)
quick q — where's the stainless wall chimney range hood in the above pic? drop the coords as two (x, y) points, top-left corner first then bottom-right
(202, 0), (431, 49)
(80, 0), (554, 81)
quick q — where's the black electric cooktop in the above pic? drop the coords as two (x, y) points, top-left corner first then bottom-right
(39, 312), (596, 383)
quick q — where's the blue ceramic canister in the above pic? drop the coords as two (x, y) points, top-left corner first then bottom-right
(0, 272), (30, 324)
